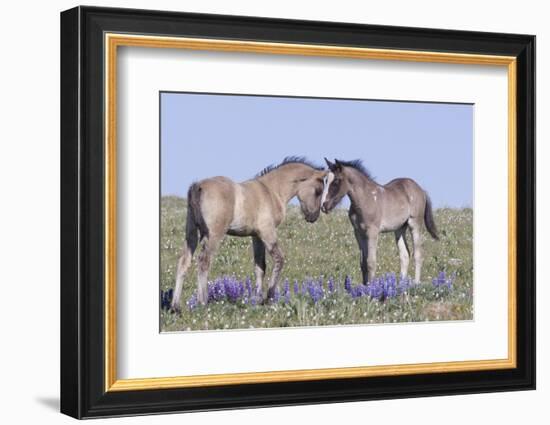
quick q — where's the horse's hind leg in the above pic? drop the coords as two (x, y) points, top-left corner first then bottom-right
(171, 213), (199, 312)
(408, 219), (423, 283)
(171, 240), (197, 312)
(252, 236), (266, 295)
(196, 235), (222, 305)
(395, 224), (410, 279)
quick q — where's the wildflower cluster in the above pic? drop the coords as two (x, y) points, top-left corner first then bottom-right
(432, 271), (455, 289)
(346, 273), (414, 299)
(160, 288), (173, 310)
(160, 272), (455, 312)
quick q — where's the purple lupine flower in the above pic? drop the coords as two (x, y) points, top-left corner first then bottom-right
(293, 279), (299, 295)
(186, 293), (198, 310)
(283, 279), (290, 295)
(245, 277), (253, 298)
(383, 273), (397, 298)
(318, 280), (325, 300)
(282, 279), (290, 303)
(432, 271), (454, 289)
(160, 290), (166, 310)
(209, 278), (226, 301)
(222, 277), (231, 300)
(305, 280), (313, 297)
(207, 281), (215, 301)
(301, 279), (309, 295)
(397, 276), (410, 295)
(350, 284), (366, 299)
(160, 289), (174, 310)
(344, 275), (352, 293)
(271, 287), (280, 303)
(385, 282), (397, 298)
(308, 281), (323, 303)
(302, 280), (317, 303)
(223, 276), (242, 303)
(366, 278), (384, 300)
(327, 277), (335, 293)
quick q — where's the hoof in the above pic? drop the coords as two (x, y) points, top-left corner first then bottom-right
(169, 304), (181, 315)
(260, 296), (274, 306)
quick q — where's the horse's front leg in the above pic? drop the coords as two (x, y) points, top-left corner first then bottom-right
(394, 224), (410, 280)
(266, 242), (284, 301)
(353, 228), (368, 285)
(366, 228), (380, 283)
(349, 208), (368, 285)
(252, 236), (266, 295)
(260, 232), (284, 302)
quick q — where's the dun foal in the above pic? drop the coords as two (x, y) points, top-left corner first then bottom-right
(171, 157), (327, 310)
(322, 158), (439, 284)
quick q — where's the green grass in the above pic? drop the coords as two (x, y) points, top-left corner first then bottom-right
(160, 196), (473, 332)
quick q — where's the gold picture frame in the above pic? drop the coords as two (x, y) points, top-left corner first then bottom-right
(104, 33), (517, 392)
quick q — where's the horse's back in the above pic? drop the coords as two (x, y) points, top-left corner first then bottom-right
(385, 177), (424, 196)
(384, 177), (426, 216)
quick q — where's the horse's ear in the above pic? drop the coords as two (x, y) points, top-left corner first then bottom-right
(333, 159), (343, 172)
(324, 157), (336, 171)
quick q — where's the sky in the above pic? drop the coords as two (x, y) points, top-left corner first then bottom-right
(160, 92), (473, 208)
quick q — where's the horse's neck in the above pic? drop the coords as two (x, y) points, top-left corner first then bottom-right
(347, 170), (379, 207)
(257, 169), (299, 205)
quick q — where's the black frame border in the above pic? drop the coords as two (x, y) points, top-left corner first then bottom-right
(61, 6), (535, 419)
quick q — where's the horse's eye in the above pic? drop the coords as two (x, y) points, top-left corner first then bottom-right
(329, 179), (340, 195)
(315, 188), (323, 196)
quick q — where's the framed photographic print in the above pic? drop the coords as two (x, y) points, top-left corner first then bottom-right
(60, 5), (535, 419)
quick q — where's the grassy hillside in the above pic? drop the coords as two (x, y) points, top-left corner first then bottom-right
(160, 196), (473, 331)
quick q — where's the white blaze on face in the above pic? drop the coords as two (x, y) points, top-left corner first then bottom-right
(321, 172), (335, 206)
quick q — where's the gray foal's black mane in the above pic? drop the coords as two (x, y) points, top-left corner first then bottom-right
(257, 156), (324, 177)
(335, 159), (374, 180)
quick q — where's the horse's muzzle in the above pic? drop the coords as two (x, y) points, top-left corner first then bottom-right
(305, 212), (319, 223)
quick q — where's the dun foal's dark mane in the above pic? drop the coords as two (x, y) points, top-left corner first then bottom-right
(336, 158), (374, 180)
(257, 156), (323, 177)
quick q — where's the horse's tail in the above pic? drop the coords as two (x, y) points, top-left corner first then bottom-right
(424, 193), (439, 240)
(187, 183), (208, 242)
